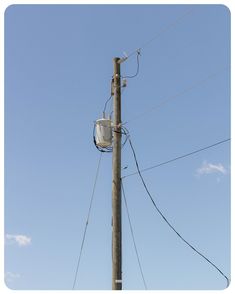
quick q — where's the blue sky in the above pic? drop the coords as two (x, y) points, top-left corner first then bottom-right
(4, 4), (230, 290)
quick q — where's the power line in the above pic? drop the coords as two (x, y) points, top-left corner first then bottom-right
(122, 138), (230, 179)
(121, 180), (148, 290)
(125, 135), (230, 288)
(123, 7), (194, 61)
(123, 67), (229, 125)
(72, 153), (102, 290)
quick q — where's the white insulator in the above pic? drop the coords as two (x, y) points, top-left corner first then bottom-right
(95, 118), (112, 147)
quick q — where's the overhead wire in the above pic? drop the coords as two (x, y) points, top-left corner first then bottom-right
(121, 180), (148, 290)
(72, 152), (102, 290)
(124, 132), (230, 288)
(122, 138), (230, 178)
(123, 67), (229, 125)
(119, 7), (228, 126)
(123, 7), (194, 61)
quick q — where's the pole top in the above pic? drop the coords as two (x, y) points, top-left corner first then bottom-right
(114, 56), (128, 64)
(113, 57), (121, 63)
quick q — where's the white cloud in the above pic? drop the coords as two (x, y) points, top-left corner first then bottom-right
(196, 161), (227, 176)
(5, 234), (31, 247)
(5, 272), (20, 282)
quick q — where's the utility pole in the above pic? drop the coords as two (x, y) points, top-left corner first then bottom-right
(112, 57), (122, 290)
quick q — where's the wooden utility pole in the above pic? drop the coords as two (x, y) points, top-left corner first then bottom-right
(112, 57), (122, 290)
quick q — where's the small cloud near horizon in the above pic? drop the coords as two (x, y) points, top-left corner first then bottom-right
(5, 234), (31, 247)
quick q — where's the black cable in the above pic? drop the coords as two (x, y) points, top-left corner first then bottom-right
(122, 50), (140, 79)
(103, 94), (113, 114)
(126, 135), (230, 288)
(121, 180), (148, 290)
(72, 153), (102, 290)
(122, 138), (231, 178)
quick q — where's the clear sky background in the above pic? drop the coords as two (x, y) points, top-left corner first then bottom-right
(4, 4), (230, 290)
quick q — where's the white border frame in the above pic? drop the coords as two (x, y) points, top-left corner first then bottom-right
(0, 1), (233, 293)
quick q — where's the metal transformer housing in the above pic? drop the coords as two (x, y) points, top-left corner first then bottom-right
(95, 118), (112, 147)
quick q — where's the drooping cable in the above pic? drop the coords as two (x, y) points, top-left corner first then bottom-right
(121, 180), (148, 290)
(125, 134), (230, 288)
(122, 50), (141, 79)
(72, 152), (102, 290)
(122, 138), (230, 178)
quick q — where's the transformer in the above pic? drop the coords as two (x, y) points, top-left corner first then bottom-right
(95, 117), (112, 147)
